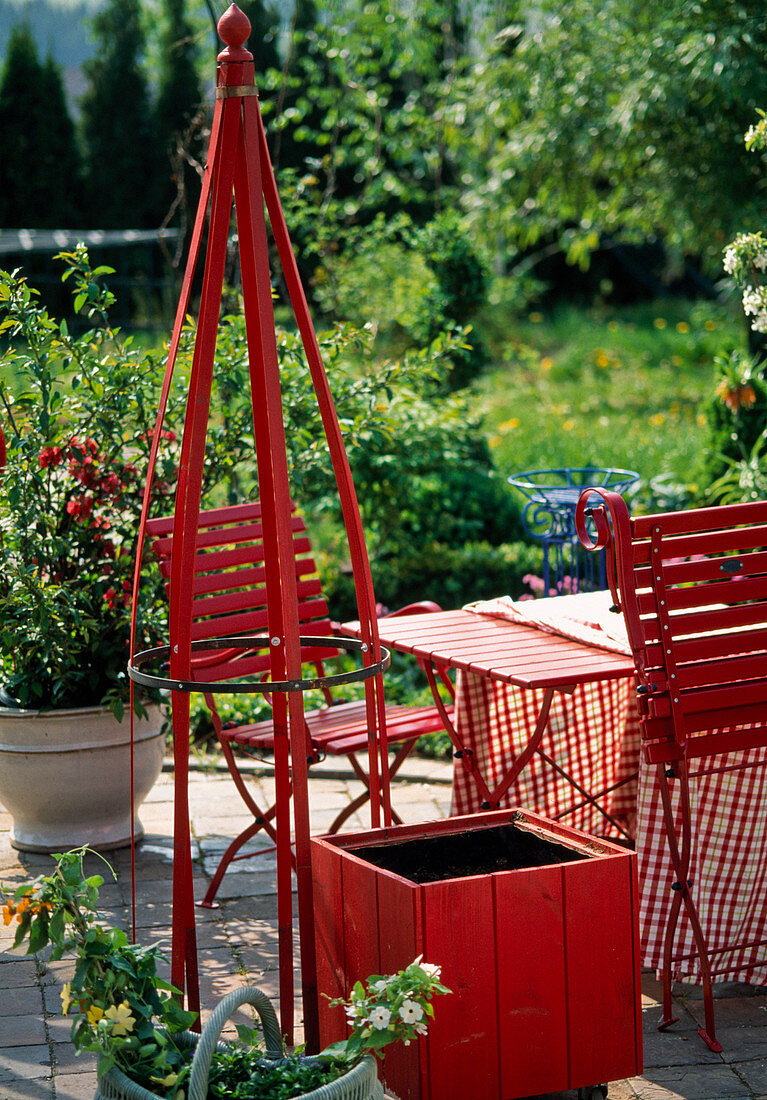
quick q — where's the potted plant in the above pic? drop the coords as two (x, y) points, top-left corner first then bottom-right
(0, 249), (175, 850)
(2, 848), (449, 1099)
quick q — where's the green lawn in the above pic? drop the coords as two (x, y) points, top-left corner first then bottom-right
(471, 296), (746, 504)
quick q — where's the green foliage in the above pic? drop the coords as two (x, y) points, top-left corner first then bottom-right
(326, 541), (542, 624)
(698, 350), (767, 498)
(80, 0), (164, 228)
(2, 848), (197, 1094)
(154, 0), (203, 156)
(312, 210), (490, 388)
(0, 24), (82, 227)
(458, 0), (767, 278)
(0, 251), (175, 712)
(267, 0), (464, 225)
(207, 1047), (346, 1100)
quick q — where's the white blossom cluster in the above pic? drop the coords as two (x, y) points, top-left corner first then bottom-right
(723, 114), (767, 336)
(742, 285), (767, 333)
(334, 957), (448, 1056)
(745, 113), (767, 151)
(723, 232), (767, 280)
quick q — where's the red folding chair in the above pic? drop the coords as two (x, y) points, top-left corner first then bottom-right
(577, 490), (767, 1052)
(146, 500), (453, 907)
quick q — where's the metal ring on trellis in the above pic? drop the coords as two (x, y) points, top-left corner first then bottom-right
(128, 635), (390, 695)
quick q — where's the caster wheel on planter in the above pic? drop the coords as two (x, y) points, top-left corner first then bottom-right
(577, 1087), (608, 1100)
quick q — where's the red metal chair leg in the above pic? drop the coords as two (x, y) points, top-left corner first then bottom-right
(326, 740), (415, 834)
(656, 763), (722, 1052)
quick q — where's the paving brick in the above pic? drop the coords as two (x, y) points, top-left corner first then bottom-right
(627, 1065), (752, 1098)
(0, 982), (44, 1017)
(0, 1077), (53, 1099)
(0, 1015), (47, 1048)
(0, 959), (41, 990)
(735, 1058), (767, 1094)
(53, 1071), (100, 1099)
(49, 1042), (96, 1077)
(0, 1044), (51, 1082)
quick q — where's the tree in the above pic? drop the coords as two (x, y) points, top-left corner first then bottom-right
(154, 0), (202, 143)
(80, 0), (163, 228)
(0, 24), (82, 227)
(153, 0), (204, 225)
(239, 0), (281, 79)
(457, 0), (767, 279)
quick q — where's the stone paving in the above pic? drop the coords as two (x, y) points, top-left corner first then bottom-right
(1, 755), (766, 1100)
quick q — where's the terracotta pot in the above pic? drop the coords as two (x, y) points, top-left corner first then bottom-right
(0, 703), (165, 852)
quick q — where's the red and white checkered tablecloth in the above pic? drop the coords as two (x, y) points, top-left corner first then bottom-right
(452, 595), (767, 985)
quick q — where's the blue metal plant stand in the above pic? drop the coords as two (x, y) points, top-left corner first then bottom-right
(508, 467), (640, 595)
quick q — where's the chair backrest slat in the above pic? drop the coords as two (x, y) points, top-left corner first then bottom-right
(586, 492), (767, 765)
(146, 502), (338, 685)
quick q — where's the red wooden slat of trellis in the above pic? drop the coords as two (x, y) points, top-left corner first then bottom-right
(256, 105), (391, 826)
(229, 74), (301, 1045)
(165, 85), (238, 1009)
(129, 1), (395, 1046)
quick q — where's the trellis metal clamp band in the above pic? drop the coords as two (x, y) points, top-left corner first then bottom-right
(215, 85), (258, 99)
(128, 634), (390, 694)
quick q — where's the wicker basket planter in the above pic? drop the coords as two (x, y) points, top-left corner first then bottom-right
(313, 808), (642, 1100)
(95, 987), (382, 1100)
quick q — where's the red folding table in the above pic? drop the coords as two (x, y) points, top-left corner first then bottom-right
(342, 602), (639, 840)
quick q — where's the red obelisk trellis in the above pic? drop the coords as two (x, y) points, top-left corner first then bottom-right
(128, 4), (393, 1049)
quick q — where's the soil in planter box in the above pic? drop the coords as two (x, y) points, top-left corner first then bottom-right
(350, 823), (588, 884)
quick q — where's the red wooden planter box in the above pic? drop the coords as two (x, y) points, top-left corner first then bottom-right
(312, 808), (642, 1100)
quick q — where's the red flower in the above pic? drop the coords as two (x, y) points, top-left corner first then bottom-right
(103, 587), (117, 609)
(39, 446), (63, 468)
(100, 472), (122, 496)
(66, 495), (94, 522)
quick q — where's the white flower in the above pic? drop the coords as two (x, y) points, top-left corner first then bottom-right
(723, 245), (739, 275)
(743, 286), (767, 333)
(419, 961), (442, 980)
(398, 999), (424, 1024)
(371, 979), (389, 994)
(368, 1005), (392, 1030)
(414, 1020), (429, 1035)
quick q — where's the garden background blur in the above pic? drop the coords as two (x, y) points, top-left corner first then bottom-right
(2, 0), (767, 744)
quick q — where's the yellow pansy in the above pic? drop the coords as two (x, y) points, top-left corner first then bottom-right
(151, 1073), (179, 1088)
(60, 983), (73, 1015)
(105, 1001), (136, 1036)
(87, 1004), (105, 1025)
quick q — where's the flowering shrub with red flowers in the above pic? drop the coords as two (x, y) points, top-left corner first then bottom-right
(0, 250), (183, 715)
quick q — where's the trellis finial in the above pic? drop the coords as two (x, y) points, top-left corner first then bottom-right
(217, 3), (252, 62)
